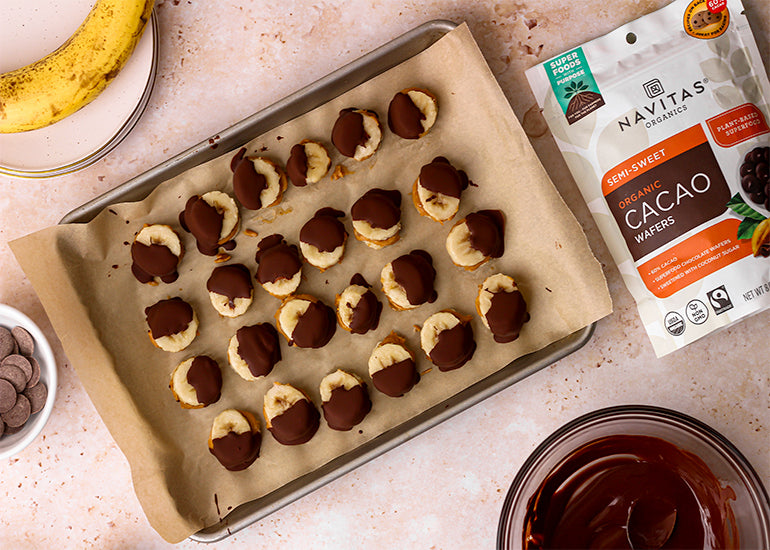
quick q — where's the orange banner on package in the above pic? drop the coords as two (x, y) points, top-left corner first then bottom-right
(706, 103), (770, 148)
(638, 219), (752, 298)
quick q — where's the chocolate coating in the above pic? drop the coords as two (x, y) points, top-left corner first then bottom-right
(465, 210), (505, 258)
(388, 91), (425, 139)
(210, 430), (261, 471)
(131, 240), (179, 284)
(235, 323), (281, 378)
(268, 399), (320, 445)
(351, 188), (401, 230)
(346, 275), (382, 334)
(523, 435), (739, 549)
(144, 297), (193, 339)
(371, 358), (419, 397)
(286, 143), (309, 187)
(331, 109), (369, 158)
(290, 300), (336, 349)
(186, 356), (222, 406)
(179, 195), (226, 256)
(255, 234), (302, 284)
(429, 318), (476, 371)
(418, 157), (469, 198)
(299, 208), (347, 253)
(322, 384), (372, 431)
(486, 289), (529, 343)
(231, 148), (269, 210)
(391, 250), (437, 306)
(207, 263), (253, 307)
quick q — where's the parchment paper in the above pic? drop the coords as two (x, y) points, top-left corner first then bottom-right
(11, 24), (611, 542)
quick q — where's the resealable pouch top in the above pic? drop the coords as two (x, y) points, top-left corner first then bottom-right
(527, 0), (770, 356)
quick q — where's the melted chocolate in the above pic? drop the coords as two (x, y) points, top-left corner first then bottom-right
(290, 300), (336, 349)
(207, 264), (253, 307)
(186, 356), (222, 406)
(429, 319), (476, 371)
(388, 92), (425, 139)
(486, 289), (529, 343)
(465, 210), (505, 258)
(287, 143), (309, 187)
(232, 150), (269, 210)
(236, 323), (281, 378)
(418, 157), (469, 198)
(179, 195), (225, 256)
(145, 297), (193, 339)
(322, 384), (372, 431)
(255, 234), (302, 284)
(348, 288), (382, 334)
(268, 399), (320, 445)
(523, 435), (738, 550)
(331, 109), (369, 158)
(391, 250), (437, 306)
(371, 358), (419, 397)
(351, 188), (402, 229)
(130, 241), (179, 284)
(299, 208), (347, 252)
(210, 430), (261, 471)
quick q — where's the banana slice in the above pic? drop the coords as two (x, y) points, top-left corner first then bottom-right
(299, 208), (348, 271)
(411, 157), (469, 223)
(320, 369), (371, 431)
(420, 310), (476, 371)
(145, 297), (198, 353)
(180, 191), (240, 256)
(206, 263), (253, 317)
(231, 150), (287, 210)
(445, 210), (505, 271)
(255, 234), (303, 298)
(475, 273), (529, 343)
(287, 140), (332, 187)
(335, 274), (382, 334)
(130, 224), (184, 285)
(275, 294), (336, 349)
(331, 108), (382, 161)
(227, 323), (281, 381)
(368, 332), (419, 397)
(208, 409), (261, 471)
(170, 356), (222, 408)
(263, 383), (320, 445)
(351, 188), (402, 249)
(388, 87), (439, 139)
(380, 250), (437, 311)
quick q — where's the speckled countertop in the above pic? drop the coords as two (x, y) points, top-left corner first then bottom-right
(1, 1), (768, 548)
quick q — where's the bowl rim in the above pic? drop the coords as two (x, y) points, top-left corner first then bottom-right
(496, 404), (770, 549)
(0, 304), (57, 459)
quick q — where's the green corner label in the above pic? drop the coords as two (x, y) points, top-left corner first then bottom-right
(544, 47), (605, 125)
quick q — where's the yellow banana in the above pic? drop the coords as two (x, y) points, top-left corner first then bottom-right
(0, 0), (154, 133)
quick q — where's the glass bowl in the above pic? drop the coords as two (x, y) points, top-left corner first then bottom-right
(498, 405), (770, 549)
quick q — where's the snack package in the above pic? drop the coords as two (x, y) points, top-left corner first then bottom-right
(526, 0), (770, 356)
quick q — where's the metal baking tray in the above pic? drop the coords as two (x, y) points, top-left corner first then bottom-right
(59, 19), (597, 541)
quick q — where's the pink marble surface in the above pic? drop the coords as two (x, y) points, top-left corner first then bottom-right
(1, 0), (768, 547)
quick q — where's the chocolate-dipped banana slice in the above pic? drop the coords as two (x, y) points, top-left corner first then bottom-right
(368, 332), (420, 397)
(286, 140), (331, 187)
(230, 148), (287, 210)
(320, 369), (372, 431)
(331, 108), (382, 161)
(335, 274), (382, 335)
(255, 234), (303, 298)
(206, 263), (254, 317)
(275, 294), (336, 349)
(420, 310), (476, 372)
(381, 250), (437, 311)
(387, 87), (438, 139)
(179, 191), (240, 256)
(412, 157), (470, 223)
(476, 274), (530, 343)
(228, 323), (281, 381)
(144, 297), (198, 352)
(208, 409), (261, 471)
(169, 355), (222, 409)
(299, 208), (348, 271)
(446, 210), (505, 270)
(130, 224), (184, 284)
(263, 383), (320, 445)
(351, 188), (402, 249)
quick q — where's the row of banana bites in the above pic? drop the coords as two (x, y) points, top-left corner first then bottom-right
(129, 88), (529, 470)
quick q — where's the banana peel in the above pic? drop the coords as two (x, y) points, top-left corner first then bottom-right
(0, 0), (154, 133)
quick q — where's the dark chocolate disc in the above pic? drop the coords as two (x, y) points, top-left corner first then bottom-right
(235, 323), (281, 378)
(371, 358), (419, 397)
(11, 327), (34, 357)
(268, 399), (320, 445)
(144, 297), (194, 339)
(1, 393), (30, 428)
(0, 327), (14, 360)
(186, 356), (222, 406)
(0, 364), (27, 393)
(322, 384), (372, 431)
(331, 109), (369, 158)
(0, 379), (17, 414)
(210, 430), (261, 471)
(388, 92), (425, 139)
(429, 319), (476, 371)
(391, 250), (437, 306)
(23, 383), (47, 414)
(255, 235), (302, 284)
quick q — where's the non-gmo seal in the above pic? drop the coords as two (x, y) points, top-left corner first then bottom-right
(665, 311), (686, 336)
(686, 299), (709, 324)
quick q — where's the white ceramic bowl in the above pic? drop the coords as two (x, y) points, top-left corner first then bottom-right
(0, 304), (57, 459)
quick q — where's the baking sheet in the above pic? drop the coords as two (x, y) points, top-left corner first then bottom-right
(11, 22), (612, 542)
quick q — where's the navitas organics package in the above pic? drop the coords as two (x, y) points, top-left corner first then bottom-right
(526, 0), (770, 356)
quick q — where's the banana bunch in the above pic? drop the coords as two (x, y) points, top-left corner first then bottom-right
(0, 0), (155, 133)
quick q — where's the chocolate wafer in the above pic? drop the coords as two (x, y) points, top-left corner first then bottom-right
(24, 384), (47, 414)
(1, 394), (30, 428)
(0, 327), (14, 360)
(0, 379), (17, 414)
(2, 354), (32, 382)
(11, 327), (34, 357)
(0, 364), (28, 393)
